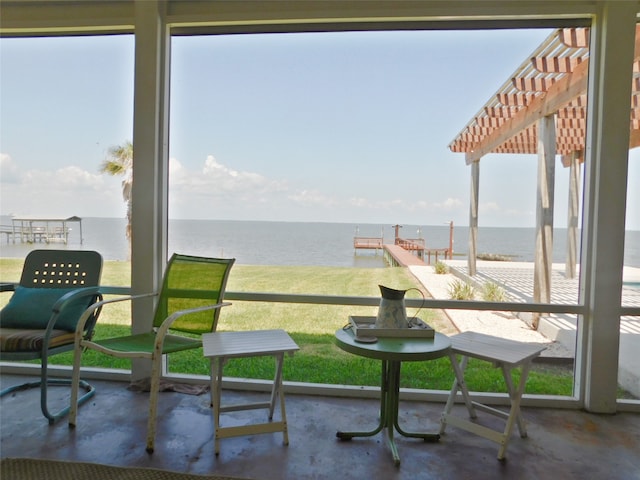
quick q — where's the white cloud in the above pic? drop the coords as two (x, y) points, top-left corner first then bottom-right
(0, 152), (492, 225)
(288, 189), (337, 207)
(479, 201), (501, 213)
(479, 201), (534, 219)
(168, 155), (293, 218)
(0, 153), (20, 183)
(4, 150), (472, 223)
(505, 207), (532, 217)
(168, 157), (188, 183)
(0, 158), (122, 217)
(349, 197), (371, 208)
(200, 155), (285, 193)
(434, 197), (463, 209)
(23, 165), (105, 190)
(171, 155), (287, 195)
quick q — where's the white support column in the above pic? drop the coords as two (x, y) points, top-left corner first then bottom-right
(565, 152), (581, 279)
(468, 161), (479, 276)
(533, 114), (556, 324)
(579, 3), (636, 413)
(130, 1), (170, 381)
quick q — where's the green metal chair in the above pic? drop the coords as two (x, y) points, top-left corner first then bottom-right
(0, 249), (103, 424)
(69, 253), (235, 454)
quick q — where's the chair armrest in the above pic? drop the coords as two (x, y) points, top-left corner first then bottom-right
(35, 287), (104, 357)
(154, 302), (232, 349)
(45, 286), (102, 332)
(51, 286), (101, 313)
(0, 283), (17, 293)
(99, 286), (132, 295)
(74, 292), (159, 338)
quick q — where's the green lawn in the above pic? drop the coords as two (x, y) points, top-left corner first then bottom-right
(0, 258), (574, 395)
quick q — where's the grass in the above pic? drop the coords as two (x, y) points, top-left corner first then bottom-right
(0, 258), (574, 395)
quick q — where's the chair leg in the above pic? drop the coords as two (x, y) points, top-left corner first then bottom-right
(501, 364), (529, 438)
(146, 355), (163, 454)
(0, 355), (94, 425)
(273, 353), (289, 447)
(212, 357), (224, 455)
(268, 353), (284, 419)
(495, 363), (533, 460)
(40, 378), (95, 424)
(440, 353), (475, 435)
(69, 341), (85, 427)
(40, 353), (93, 424)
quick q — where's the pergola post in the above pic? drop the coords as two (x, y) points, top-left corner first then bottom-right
(468, 161), (479, 276)
(565, 151), (581, 279)
(532, 114), (556, 327)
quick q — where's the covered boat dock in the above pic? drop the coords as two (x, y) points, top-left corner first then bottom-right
(2, 216), (83, 245)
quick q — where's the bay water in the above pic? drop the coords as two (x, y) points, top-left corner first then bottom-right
(1, 216), (639, 268)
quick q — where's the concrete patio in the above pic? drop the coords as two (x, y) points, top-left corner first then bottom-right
(1, 374), (639, 480)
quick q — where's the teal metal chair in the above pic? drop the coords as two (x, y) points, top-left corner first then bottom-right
(69, 253), (235, 453)
(0, 249), (103, 424)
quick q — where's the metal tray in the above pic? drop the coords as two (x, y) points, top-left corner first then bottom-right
(349, 315), (435, 338)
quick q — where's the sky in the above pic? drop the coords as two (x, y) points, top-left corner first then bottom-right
(1, 29), (638, 229)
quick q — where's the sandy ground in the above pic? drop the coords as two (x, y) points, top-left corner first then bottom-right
(408, 265), (573, 358)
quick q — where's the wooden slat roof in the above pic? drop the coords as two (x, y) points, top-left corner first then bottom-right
(449, 27), (640, 165)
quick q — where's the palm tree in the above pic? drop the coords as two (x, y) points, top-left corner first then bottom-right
(100, 141), (133, 253)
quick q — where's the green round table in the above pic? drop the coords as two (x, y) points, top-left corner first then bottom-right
(334, 327), (452, 466)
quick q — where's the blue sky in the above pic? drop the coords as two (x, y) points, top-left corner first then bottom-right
(1, 29), (638, 229)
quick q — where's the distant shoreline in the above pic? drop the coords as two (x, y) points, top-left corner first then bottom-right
(2, 215), (639, 232)
(1, 217), (639, 268)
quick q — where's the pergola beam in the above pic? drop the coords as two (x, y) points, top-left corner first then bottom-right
(465, 57), (589, 164)
(455, 25), (640, 164)
(531, 56), (584, 73)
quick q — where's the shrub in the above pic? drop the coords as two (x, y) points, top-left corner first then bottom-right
(448, 279), (476, 300)
(482, 281), (507, 302)
(476, 253), (512, 261)
(434, 261), (449, 274)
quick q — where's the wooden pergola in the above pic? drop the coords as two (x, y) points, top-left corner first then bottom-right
(449, 26), (640, 310)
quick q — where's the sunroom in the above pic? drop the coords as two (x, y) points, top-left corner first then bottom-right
(1, 1), (639, 478)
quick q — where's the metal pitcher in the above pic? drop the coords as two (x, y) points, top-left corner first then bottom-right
(375, 285), (409, 329)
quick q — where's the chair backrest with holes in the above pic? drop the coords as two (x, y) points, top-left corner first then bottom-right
(19, 250), (102, 289)
(0, 250), (103, 334)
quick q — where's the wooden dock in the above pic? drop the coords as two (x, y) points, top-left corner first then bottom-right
(383, 244), (426, 266)
(1, 216), (83, 245)
(354, 228), (452, 266)
(0, 225), (70, 244)
(353, 236), (384, 250)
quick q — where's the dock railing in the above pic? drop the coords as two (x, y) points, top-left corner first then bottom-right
(0, 224), (70, 244)
(353, 236), (383, 249)
(395, 237), (425, 251)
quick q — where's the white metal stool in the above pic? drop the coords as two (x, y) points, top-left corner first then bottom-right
(440, 331), (546, 460)
(202, 329), (299, 454)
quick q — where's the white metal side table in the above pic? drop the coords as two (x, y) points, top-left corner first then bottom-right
(440, 331), (546, 461)
(202, 329), (299, 454)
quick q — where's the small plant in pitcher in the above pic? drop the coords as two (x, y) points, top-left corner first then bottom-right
(448, 279), (476, 300)
(434, 261), (449, 274)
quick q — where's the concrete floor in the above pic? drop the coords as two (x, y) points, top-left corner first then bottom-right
(1, 375), (639, 480)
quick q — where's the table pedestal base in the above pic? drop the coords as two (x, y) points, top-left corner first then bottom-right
(337, 360), (439, 466)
